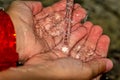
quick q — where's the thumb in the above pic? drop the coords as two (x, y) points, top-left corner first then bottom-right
(22, 1), (43, 15)
(87, 58), (113, 78)
(8, 1), (43, 15)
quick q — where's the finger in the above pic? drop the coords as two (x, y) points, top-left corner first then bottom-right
(95, 35), (110, 57)
(84, 21), (93, 33)
(35, 0), (66, 20)
(35, 6), (54, 20)
(70, 22), (93, 57)
(57, 5), (87, 27)
(85, 25), (103, 50)
(52, 0), (87, 25)
(75, 21), (93, 45)
(35, 4), (82, 29)
(70, 21), (93, 47)
(52, 0), (66, 11)
(86, 58), (113, 79)
(70, 24), (87, 48)
(24, 1), (43, 15)
(73, 26), (103, 61)
(77, 21), (93, 44)
(72, 6), (87, 25)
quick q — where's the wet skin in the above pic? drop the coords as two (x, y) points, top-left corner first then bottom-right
(5, 0), (113, 80)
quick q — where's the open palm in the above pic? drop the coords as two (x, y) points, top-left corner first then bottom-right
(6, 1), (113, 80)
(8, 0), (87, 63)
(34, 0), (87, 56)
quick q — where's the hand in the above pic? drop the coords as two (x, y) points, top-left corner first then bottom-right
(7, 1), (47, 62)
(7, 0), (87, 62)
(70, 22), (110, 61)
(34, 0), (87, 52)
(4, 0), (113, 80)
(24, 22), (113, 80)
(0, 57), (112, 80)
(70, 22), (112, 80)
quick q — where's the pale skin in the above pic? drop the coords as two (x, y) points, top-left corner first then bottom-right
(0, 0), (113, 80)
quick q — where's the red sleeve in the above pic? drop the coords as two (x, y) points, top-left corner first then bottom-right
(0, 9), (18, 71)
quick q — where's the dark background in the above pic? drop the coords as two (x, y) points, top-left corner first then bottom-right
(0, 0), (120, 80)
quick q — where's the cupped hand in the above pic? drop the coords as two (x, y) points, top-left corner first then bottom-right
(70, 22), (112, 80)
(34, 0), (87, 56)
(24, 21), (113, 80)
(6, 55), (112, 80)
(6, 0), (113, 80)
(7, 0), (87, 62)
(7, 1), (47, 62)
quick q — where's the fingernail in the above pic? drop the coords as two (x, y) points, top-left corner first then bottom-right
(105, 59), (113, 72)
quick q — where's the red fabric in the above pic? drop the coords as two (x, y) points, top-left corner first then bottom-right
(0, 10), (18, 71)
